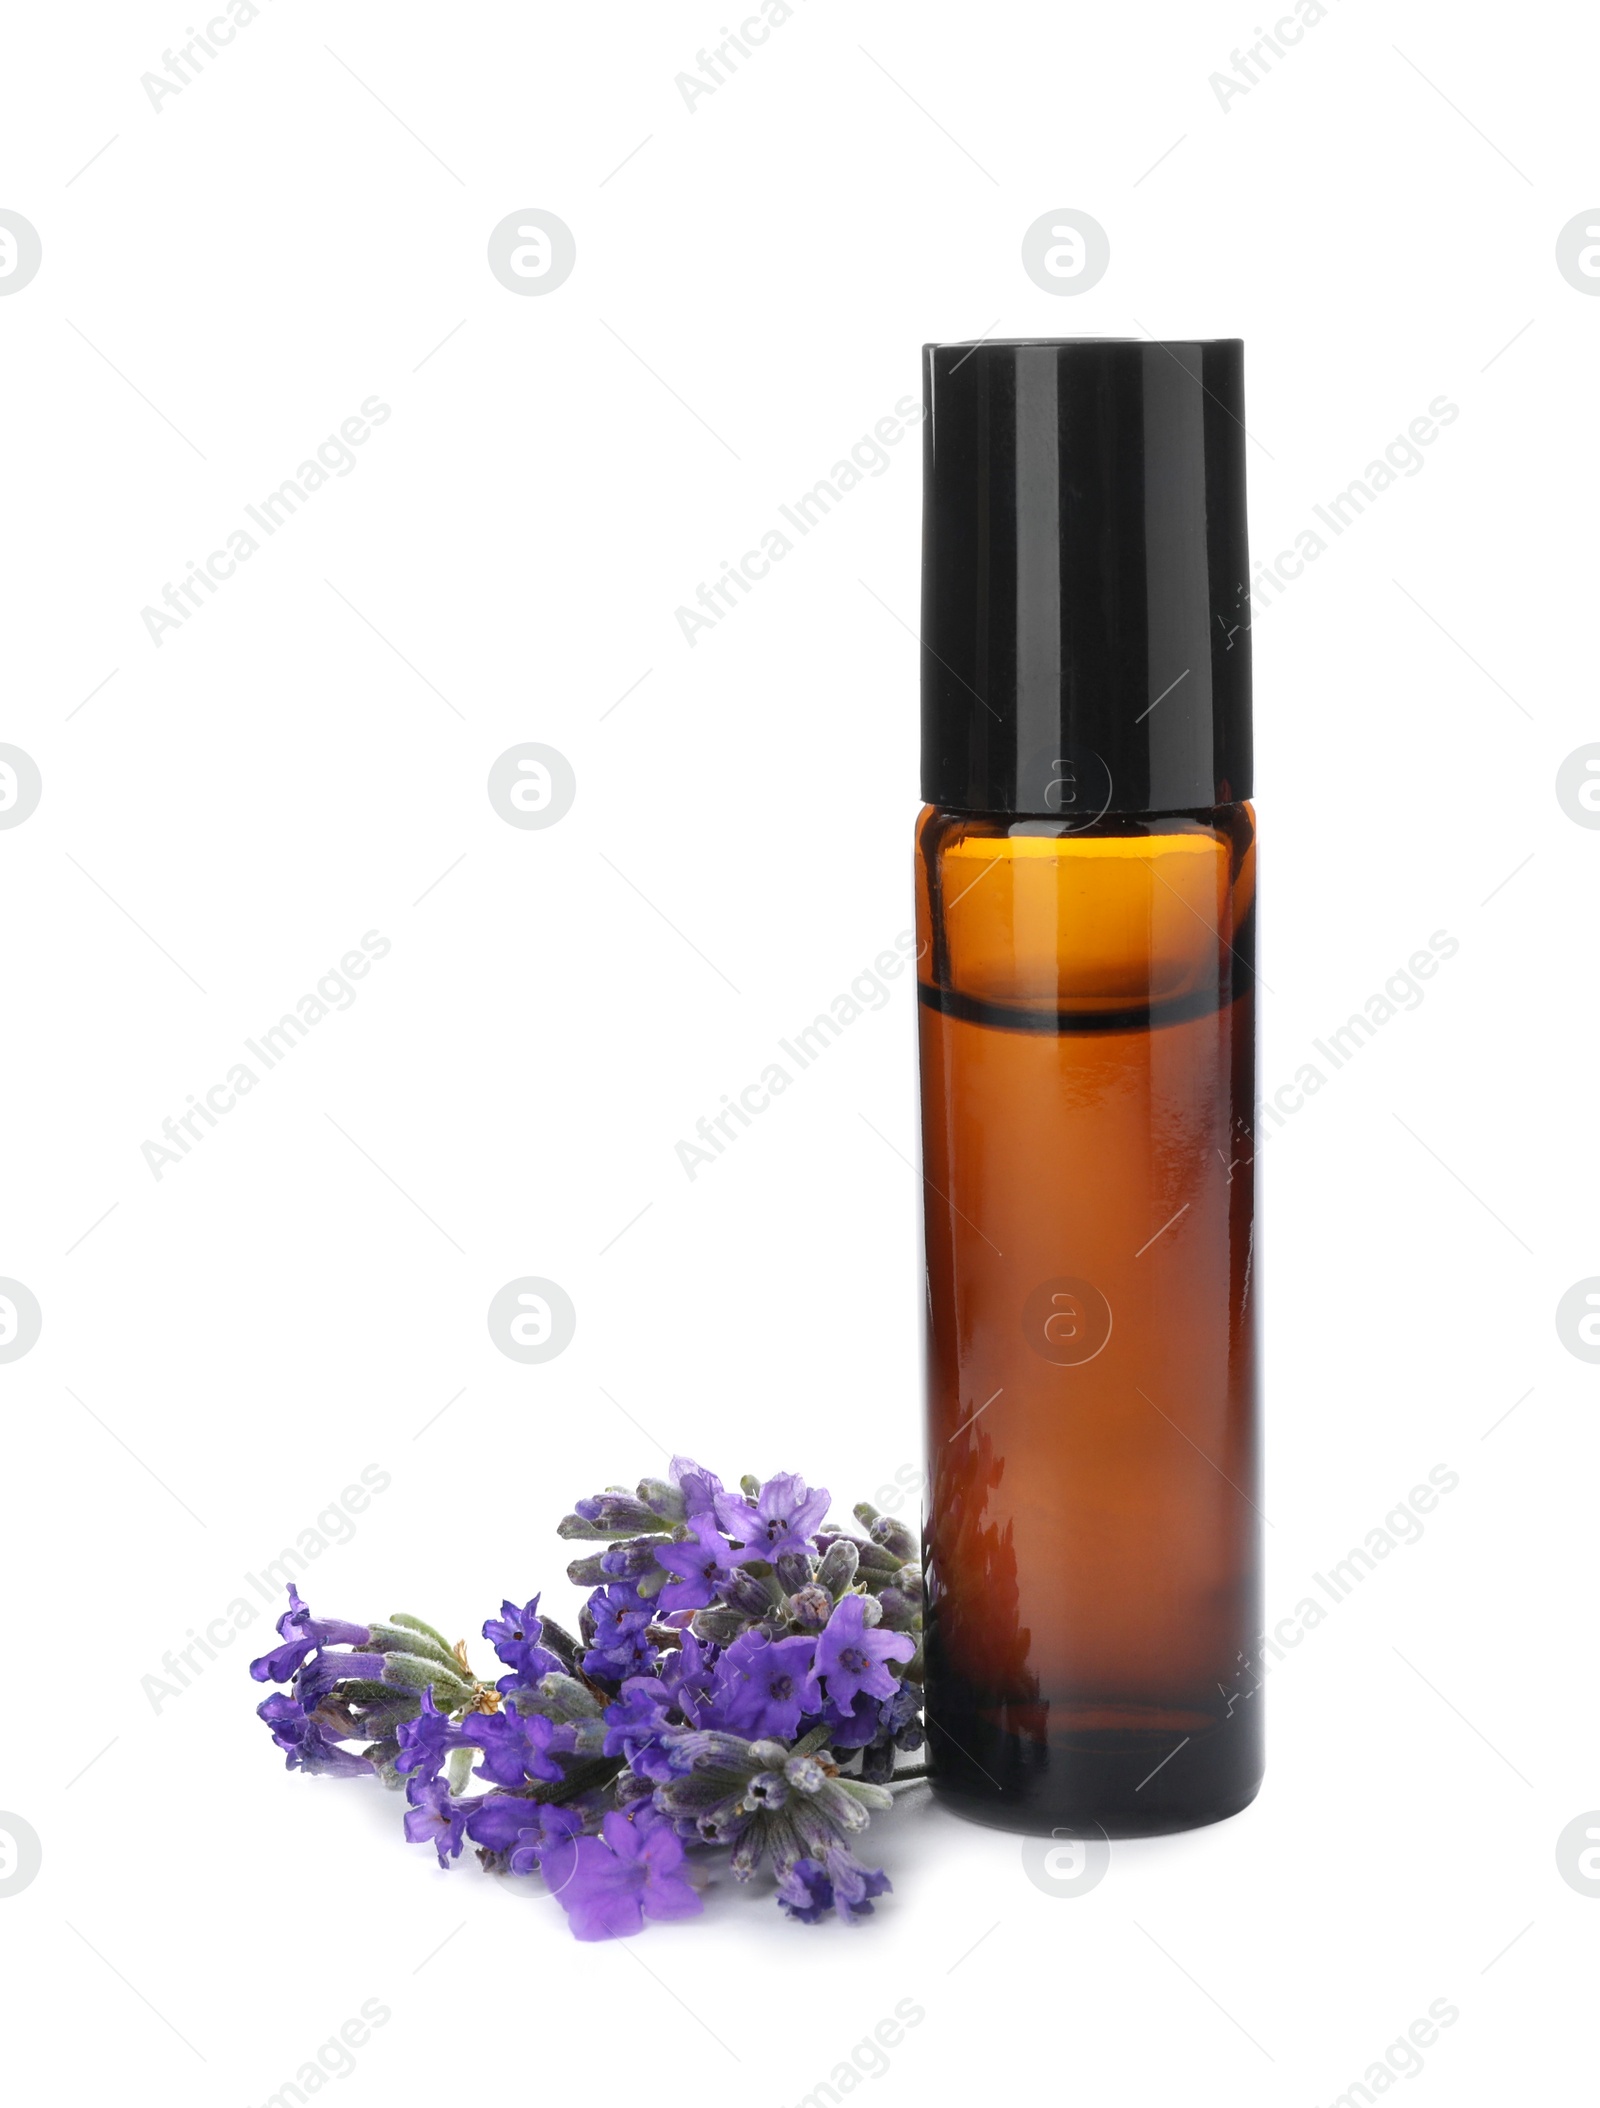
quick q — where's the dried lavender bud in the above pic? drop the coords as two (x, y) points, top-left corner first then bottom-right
(785, 1584), (833, 1633)
(535, 1615), (582, 1674)
(859, 1741), (895, 1784)
(853, 1539), (903, 1577)
(690, 1603), (745, 1645)
(558, 1492), (659, 1539)
(533, 1673), (603, 1721)
(636, 1477), (687, 1523)
(744, 1770), (789, 1811)
(875, 1587), (918, 1631)
(614, 1766), (656, 1807)
(599, 1539), (668, 1580)
(816, 1538), (859, 1594)
(869, 1514), (917, 1563)
(784, 1752), (828, 1794)
(718, 1569), (773, 1620)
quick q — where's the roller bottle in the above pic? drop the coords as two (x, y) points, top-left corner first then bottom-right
(916, 337), (1261, 1837)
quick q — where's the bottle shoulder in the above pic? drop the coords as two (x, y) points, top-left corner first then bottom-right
(915, 801), (1255, 853)
(914, 804), (1256, 1024)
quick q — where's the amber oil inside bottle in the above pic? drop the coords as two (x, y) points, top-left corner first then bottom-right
(916, 801), (1261, 1837)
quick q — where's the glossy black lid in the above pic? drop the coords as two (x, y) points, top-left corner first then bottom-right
(920, 337), (1253, 818)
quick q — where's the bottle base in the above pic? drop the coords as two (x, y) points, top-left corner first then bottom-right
(930, 1770), (1262, 1840)
(927, 1713), (1263, 1839)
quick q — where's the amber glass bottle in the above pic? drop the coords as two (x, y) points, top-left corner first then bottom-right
(917, 338), (1261, 1836)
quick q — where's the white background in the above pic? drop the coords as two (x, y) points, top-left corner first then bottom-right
(3, 2), (1596, 2101)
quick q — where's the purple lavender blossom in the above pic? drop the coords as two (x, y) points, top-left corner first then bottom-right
(670, 1456), (725, 1518)
(248, 1586), (372, 1684)
(602, 1680), (679, 1783)
(403, 1776), (475, 1865)
(468, 1798), (584, 1885)
(655, 1513), (736, 1612)
(817, 1684), (887, 1750)
(806, 1595), (915, 1709)
(459, 1702), (566, 1789)
(882, 1681), (924, 1748)
(514, 1803), (584, 1885)
(602, 1632), (716, 1781)
(712, 1631), (816, 1741)
(394, 1687), (465, 1784)
(554, 1810), (702, 1941)
(653, 1629), (715, 1708)
(820, 1845), (892, 1923)
(256, 1691), (374, 1778)
(482, 1596), (563, 1687)
(294, 1649), (387, 1710)
(775, 1856), (833, 1923)
(714, 1472), (831, 1563)
(777, 1847), (892, 1924)
(583, 1586), (658, 1680)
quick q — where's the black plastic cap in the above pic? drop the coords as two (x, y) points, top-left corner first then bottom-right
(920, 337), (1253, 818)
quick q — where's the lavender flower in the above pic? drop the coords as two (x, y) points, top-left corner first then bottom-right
(807, 1594), (915, 1710)
(256, 1691), (374, 1778)
(602, 1631), (715, 1782)
(582, 1586), (658, 1680)
(248, 1586), (372, 1685)
(466, 1793), (582, 1880)
(482, 1596), (563, 1686)
(819, 1685), (892, 1750)
(555, 1810), (702, 1941)
(712, 1631), (816, 1741)
(715, 1472), (832, 1562)
(655, 1513), (737, 1612)
(671, 1455), (725, 1518)
(394, 1688), (466, 1784)
(778, 1847), (893, 1925)
(775, 1855), (834, 1923)
(822, 1845), (893, 1923)
(459, 1702), (566, 1790)
(403, 1776), (475, 1865)
(295, 1649), (387, 1710)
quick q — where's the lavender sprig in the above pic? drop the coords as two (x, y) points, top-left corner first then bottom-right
(249, 1457), (925, 1939)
